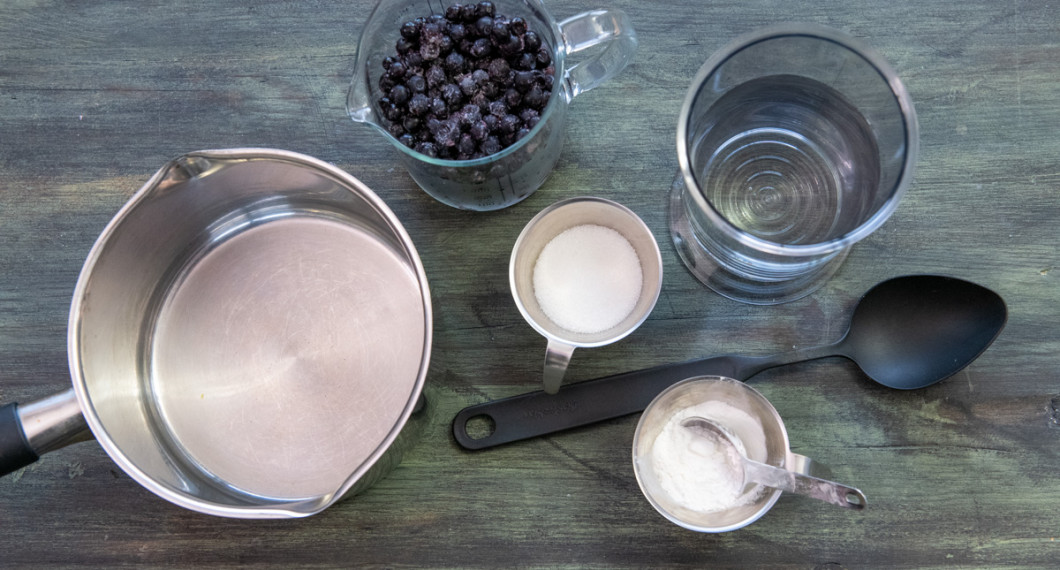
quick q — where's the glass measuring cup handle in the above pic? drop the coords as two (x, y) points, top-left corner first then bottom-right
(557, 9), (638, 101)
(543, 339), (576, 394)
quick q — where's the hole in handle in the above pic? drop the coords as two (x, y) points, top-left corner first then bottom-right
(462, 414), (497, 440)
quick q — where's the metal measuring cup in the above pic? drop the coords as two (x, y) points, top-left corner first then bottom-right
(633, 376), (851, 532)
(510, 197), (662, 394)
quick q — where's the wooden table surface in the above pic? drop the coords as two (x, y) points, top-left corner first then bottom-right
(1, 0), (1058, 567)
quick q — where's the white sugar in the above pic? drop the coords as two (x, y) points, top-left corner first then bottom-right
(532, 224), (643, 334)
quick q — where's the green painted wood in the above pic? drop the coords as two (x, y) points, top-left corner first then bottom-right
(1, 0), (1057, 567)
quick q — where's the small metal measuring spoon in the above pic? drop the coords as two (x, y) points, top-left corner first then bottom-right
(681, 416), (867, 510)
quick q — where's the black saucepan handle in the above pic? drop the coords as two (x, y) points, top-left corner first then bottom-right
(452, 355), (767, 450)
(0, 403), (39, 476)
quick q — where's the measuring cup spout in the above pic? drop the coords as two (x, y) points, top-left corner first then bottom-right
(346, 73), (377, 125)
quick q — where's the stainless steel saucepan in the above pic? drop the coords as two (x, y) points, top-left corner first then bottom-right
(0, 149), (432, 518)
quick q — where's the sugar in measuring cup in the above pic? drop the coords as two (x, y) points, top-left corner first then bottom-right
(510, 197), (662, 394)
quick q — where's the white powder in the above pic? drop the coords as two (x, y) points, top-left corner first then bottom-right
(532, 224), (642, 334)
(649, 401), (768, 514)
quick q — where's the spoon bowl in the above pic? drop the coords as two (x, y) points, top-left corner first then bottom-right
(835, 275), (1007, 389)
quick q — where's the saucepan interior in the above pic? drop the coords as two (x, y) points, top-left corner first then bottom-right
(69, 149), (431, 518)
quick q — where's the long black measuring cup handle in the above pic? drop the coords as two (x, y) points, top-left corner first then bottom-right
(453, 353), (788, 450)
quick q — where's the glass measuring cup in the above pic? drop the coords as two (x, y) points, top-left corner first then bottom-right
(347, 0), (637, 211)
(669, 24), (918, 304)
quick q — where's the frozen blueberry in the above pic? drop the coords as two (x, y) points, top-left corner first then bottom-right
(523, 84), (548, 109)
(470, 91), (490, 111)
(400, 21), (420, 40)
(441, 83), (463, 107)
(536, 47), (552, 67)
(460, 103), (482, 123)
(405, 51), (424, 68)
(408, 93), (430, 116)
(407, 74), (426, 93)
(414, 141), (439, 158)
(488, 100), (508, 117)
(510, 17), (527, 35)
(388, 60), (407, 79)
(449, 23), (467, 42)
(389, 84), (410, 105)
(459, 74), (477, 95)
(469, 119), (489, 141)
(403, 115), (422, 132)
(420, 42), (440, 61)
(481, 135), (502, 155)
(499, 113), (520, 134)
(503, 88), (521, 108)
(523, 30), (541, 52)
(458, 133), (477, 155)
(427, 64), (447, 88)
(497, 34), (523, 58)
(382, 102), (402, 121)
(491, 19), (509, 40)
(396, 37), (416, 55)
(387, 122), (406, 138)
(514, 52), (535, 70)
(433, 120), (459, 146)
(430, 97), (448, 117)
(487, 57), (510, 81)
(444, 51), (466, 74)
(514, 70), (535, 92)
(437, 35), (454, 55)
(470, 37), (492, 58)
(475, 16), (494, 37)
(476, 1), (495, 19)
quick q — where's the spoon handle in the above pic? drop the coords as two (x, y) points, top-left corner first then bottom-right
(742, 458), (867, 510)
(453, 352), (799, 450)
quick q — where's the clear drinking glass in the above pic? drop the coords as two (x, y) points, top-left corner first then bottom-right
(669, 24), (918, 304)
(347, 0), (637, 211)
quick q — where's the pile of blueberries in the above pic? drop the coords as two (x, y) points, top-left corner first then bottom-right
(376, 1), (555, 160)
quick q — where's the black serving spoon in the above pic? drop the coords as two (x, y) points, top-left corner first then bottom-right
(453, 275), (1007, 450)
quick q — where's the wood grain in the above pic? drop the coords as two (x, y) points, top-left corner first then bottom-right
(1, 0), (1058, 567)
